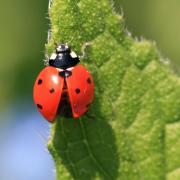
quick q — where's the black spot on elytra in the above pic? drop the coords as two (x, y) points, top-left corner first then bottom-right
(37, 104), (43, 109)
(75, 88), (80, 94)
(38, 79), (42, 85)
(50, 88), (55, 93)
(87, 78), (92, 84)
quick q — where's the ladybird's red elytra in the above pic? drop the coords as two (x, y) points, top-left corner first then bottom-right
(33, 44), (94, 122)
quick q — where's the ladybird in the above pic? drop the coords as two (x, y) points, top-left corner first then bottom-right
(33, 44), (94, 122)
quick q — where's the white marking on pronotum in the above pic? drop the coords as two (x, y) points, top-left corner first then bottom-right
(50, 53), (57, 60)
(70, 51), (78, 58)
(67, 67), (74, 71)
(56, 68), (64, 72)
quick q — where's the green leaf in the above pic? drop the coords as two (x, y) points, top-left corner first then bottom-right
(47, 0), (180, 179)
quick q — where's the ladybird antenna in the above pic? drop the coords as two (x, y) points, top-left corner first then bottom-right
(79, 41), (94, 59)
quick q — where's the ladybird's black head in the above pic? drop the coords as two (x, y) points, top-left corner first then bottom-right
(49, 44), (80, 69)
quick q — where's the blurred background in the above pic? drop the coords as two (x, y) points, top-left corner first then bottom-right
(0, 0), (179, 180)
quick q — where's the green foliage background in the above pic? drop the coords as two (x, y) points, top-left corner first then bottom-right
(0, 0), (48, 111)
(115, 0), (180, 73)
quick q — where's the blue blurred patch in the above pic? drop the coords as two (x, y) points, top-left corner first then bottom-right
(0, 102), (54, 180)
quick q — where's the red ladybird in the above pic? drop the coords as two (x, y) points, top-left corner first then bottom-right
(33, 44), (94, 122)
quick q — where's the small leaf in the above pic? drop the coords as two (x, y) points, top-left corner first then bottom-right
(47, 0), (180, 179)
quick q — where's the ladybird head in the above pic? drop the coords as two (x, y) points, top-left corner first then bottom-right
(49, 43), (80, 69)
(56, 44), (70, 54)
